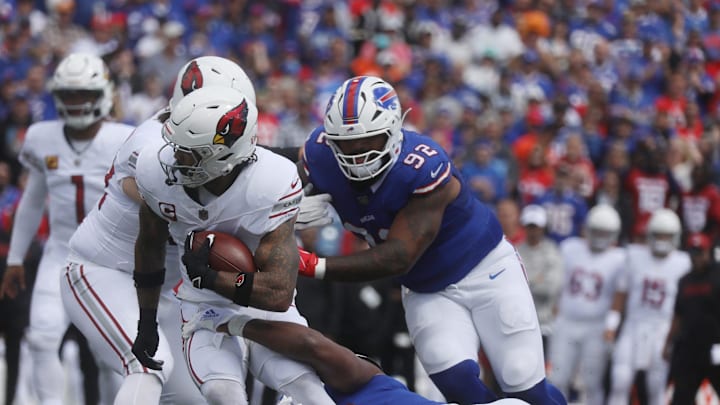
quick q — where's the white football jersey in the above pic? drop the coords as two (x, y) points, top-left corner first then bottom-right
(619, 244), (690, 325)
(69, 111), (170, 272)
(19, 120), (132, 244)
(557, 237), (627, 320)
(135, 145), (302, 304)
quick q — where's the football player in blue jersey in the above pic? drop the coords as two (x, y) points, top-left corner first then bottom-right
(181, 306), (532, 405)
(294, 76), (566, 405)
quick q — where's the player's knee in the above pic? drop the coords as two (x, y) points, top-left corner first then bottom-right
(499, 346), (542, 391)
(201, 379), (247, 405)
(507, 379), (567, 405)
(26, 328), (62, 351)
(611, 365), (633, 391)
(429, 359), (497, 403)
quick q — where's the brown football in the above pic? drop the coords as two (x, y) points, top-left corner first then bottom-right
(191, 230), (256, 273)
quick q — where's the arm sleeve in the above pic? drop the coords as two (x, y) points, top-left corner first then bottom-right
(6, 170), (48, 265)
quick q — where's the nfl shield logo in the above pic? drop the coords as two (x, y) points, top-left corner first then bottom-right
(199, 209), (208, 220)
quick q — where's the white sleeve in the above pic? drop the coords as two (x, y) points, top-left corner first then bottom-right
(6, 170), (48, 265)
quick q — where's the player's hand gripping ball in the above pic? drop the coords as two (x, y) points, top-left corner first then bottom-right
(184, 231), (256, 289)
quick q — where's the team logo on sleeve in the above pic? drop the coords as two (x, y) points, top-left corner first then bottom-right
(373, 86), (398, 110)
(180, 61), (203, 96)
(213, 100), (249, 147)
(45, 155), (58, 170)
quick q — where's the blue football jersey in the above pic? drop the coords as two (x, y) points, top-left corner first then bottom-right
(304, 127), (503, 293)
(326, 374), (444, 405)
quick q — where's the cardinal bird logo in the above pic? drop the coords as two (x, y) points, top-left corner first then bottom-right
(180, 61), (203, 96)
(213, 100), (249, 147)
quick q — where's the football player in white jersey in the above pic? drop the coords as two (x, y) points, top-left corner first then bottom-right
(605, 208), (691, 405)
(132, 86), (334, 405)
(549, 204), (626, 405)
(59, 55), (256, 405)
(0, 53), (133, 405)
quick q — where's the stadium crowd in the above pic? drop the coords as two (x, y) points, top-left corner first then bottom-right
(0, 0), (719, 404)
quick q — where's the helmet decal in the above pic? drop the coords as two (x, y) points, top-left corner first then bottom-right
(180, 60), (203, 96)
(373, 86), (398, 111)
(342, 76), (367, 125)
(213, 100), (249, 147)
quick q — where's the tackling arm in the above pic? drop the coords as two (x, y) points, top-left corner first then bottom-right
(224, 319), (380, 393)
(308, 177), (461, 282)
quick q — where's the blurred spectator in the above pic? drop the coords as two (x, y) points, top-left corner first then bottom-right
(680, 163), (720, 239)
(39, 0), (89, 59)
(557, 132), (596, 199)
(278, 91), (320, 148)
(623, 139), (681, 241)
(517, 144), (554, 205)
(139, 20), (188, 93)
(0, 30), (34, 84)
(589, 39), (619, 93)
(667, 137), (701, 192)
(469, 9), (524, 65)
(538, 20), (571, 76)
(14, 0), (48, 37)
(123, 73), (167, 125)
(461, 140), (508, 204)
(496, 198), (525, 245)
(678, 101), (704, 142)
(655, 73), (689, 131)
(24, 64), (56, 122)
(69, 12), (123, 57)
(1, 90), (32, 169)
(463, 51), (500, 96)
(535, 163), (589, 243)
(516, 204), (563, 347)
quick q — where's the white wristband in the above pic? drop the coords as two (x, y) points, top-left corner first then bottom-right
(605, 310), (621, 332)
(227, 314), (253, 337)
(315, 258), (326, 280)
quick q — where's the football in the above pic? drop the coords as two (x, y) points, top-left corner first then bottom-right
(191, 230), (256, 273)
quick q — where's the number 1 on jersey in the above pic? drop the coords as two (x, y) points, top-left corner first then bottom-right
(70, 175), (85, 224)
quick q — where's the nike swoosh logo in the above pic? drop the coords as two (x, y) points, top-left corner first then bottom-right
(430, 163), (445, 178)
(489, 268), (506, 280)
(291, 178), (300, 188)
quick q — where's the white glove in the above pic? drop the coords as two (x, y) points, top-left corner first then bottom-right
(296, 191), (333, 230)
(182, 307), (235, 338)
(226, 314), (253, 337)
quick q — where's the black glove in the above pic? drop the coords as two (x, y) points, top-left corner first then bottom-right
(183, 231), (218, 289)
(131, 309), (164, 370)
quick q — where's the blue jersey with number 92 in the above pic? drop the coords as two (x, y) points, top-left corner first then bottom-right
(303, 128), (503, 293)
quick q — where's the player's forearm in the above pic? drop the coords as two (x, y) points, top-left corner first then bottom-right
(240, 319), (363, 389)
(325, 239), (412, 282)
(7, 173), (47, 265)
(248, 221), (300, 311)
(134, 206), (168, 310)
(134, 238), (165, 310)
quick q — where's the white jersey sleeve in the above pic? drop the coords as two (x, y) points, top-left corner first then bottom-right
(135, 146), (302, 305)
(6, 170), (47, 265)
(69, 114), (167, 272)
